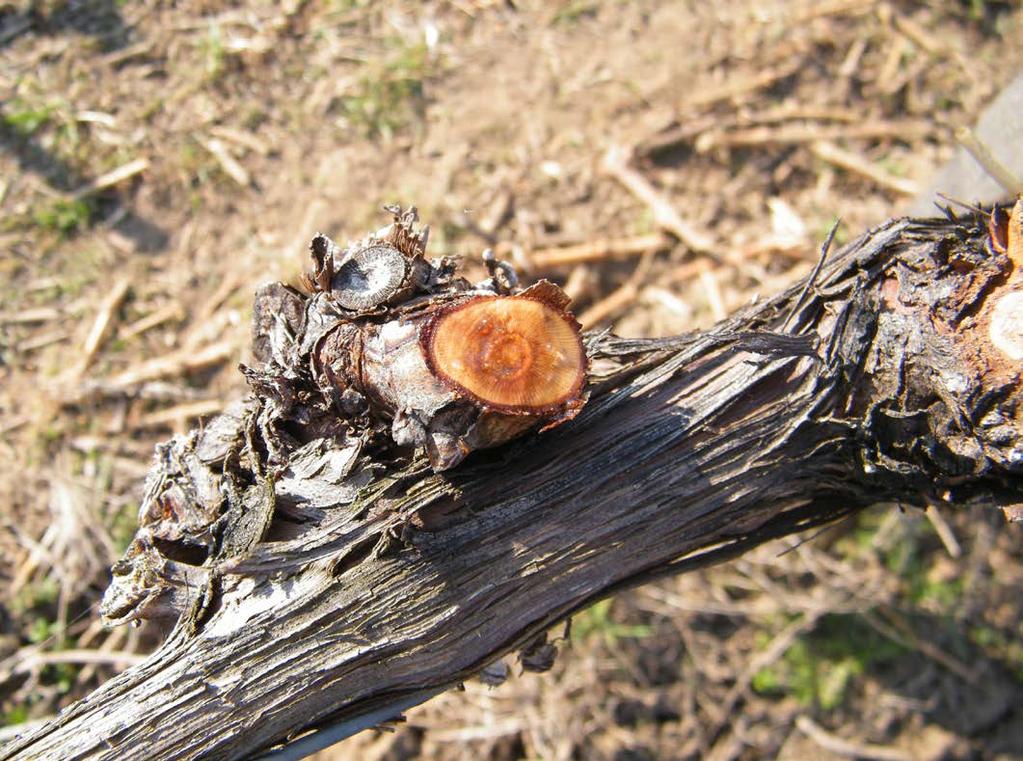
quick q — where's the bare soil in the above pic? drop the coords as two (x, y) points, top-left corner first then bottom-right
(1, 1), (1022, 759)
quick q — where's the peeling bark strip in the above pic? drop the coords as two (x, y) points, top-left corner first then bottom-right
(6, 205), (1023, 761)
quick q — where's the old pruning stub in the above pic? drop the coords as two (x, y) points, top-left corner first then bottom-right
(101, 209), (586, 626)
(290, 207), (587, 471)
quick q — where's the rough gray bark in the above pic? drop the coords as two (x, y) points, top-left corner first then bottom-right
(4, 205), (1022, 761)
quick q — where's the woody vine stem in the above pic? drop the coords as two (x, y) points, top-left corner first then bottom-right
(4, 203), (1023, 761)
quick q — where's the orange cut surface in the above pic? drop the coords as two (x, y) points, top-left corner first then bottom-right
(426, 297), (585, 411)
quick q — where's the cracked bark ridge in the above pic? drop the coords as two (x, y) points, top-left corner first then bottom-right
(11, 204), (1023, 761)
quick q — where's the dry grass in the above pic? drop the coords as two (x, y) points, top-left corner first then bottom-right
(1, 0), (1022, 758)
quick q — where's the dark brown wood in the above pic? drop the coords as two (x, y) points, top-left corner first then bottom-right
(5, 207), (1022, 761)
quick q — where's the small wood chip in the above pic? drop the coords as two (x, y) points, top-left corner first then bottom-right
(203, 138), (252, 188)
(106, 341), (235, 389)
(16, 648), (147, 673)
(530, 233), (670, 267)
(62, 341), (235, 404)
(578, 252), (656, 329)
(75, 111), (118, 128)
(696, 122), (932, 151)
(71, 158), (149, 200)
(0, 307), (62, 324)
(16, 329), (70, 353)
(69, 277), (132, 378)
(603, 145), (716, 256)
(700, 269), (727, 322)
(100, 41), (154, 67)
(795, 715), (912, 761)
(136, 400), (226, 430)
(209, 126), (271, 156)
(956, 127), (1023, 195)
(118, 303), (186, 341)
(789, 0), (879, 23)
(890, 7), (943, 55)
(811, 141), (920, 196)
(924, 504), (962, 558)
(683, 61), (800, 110)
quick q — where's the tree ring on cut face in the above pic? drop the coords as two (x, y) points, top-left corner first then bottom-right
(481, 330), (533, 380)
(420, 284), (587, 415)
